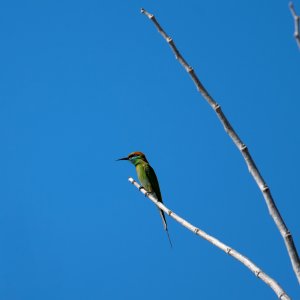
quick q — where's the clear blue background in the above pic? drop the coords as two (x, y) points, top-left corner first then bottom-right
(1, 1), (299, 299)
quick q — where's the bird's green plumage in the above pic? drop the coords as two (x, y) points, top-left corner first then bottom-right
(137, 163), (161, 200)
(136, 161), (168, 231)
(118, 151), (172, 246)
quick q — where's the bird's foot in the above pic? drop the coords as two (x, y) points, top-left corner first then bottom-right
(138, 186), (151, 197)
(145, 191), (152, 197)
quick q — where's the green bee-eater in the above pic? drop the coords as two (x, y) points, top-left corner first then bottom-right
(117, 151), (172, 247)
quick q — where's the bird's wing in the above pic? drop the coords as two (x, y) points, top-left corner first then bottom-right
(143, 163), (172, 246)
(143, 163), (163, 203)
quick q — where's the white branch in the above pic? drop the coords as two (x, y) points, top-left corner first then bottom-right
(128, 177), (290, 300)
(140, 7), (300, 284)
(289, 2), (300, 49)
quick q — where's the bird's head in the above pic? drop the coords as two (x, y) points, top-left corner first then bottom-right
(117, 151), (148, 166)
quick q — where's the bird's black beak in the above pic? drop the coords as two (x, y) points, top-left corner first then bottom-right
(116, 157), (129, 161)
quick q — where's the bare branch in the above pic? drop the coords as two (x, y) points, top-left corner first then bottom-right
(140, 8), (300, 284)
(128, 177), (291, 300)
(289, 2), (300, 49)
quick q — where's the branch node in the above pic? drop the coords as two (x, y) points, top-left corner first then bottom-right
(214, 104), (221, 112)
(262, 185), (269, 192)
(285, 231), (292, 239)
(187, 66), (193, 73)
(255, 270), (261, 277)
(167, 210), (172, 216)
(226, 247), (232, 254)
(167, 37), (173, 43)
(194, 228), (199, 234)
(240, 144), (247, 152)
(279, 292), (287, 300)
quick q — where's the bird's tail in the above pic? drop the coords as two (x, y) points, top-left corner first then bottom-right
(159, 209), (173, 248)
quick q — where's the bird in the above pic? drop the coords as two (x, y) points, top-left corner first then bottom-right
(117, 151), (172, 247)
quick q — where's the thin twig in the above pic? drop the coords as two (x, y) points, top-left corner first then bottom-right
(128, 177), (290, 300)
(289, 2), (300, 49)
(140, 8), (300, 284)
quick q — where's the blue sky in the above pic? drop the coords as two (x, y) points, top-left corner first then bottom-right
(1, 0), (300, 299)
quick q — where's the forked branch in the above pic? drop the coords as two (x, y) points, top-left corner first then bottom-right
(140, 8), (300, 284)
(128, 177), (290, 300)
(289, 2), (300, 49)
